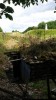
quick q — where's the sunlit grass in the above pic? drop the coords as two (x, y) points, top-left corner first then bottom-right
(25, 29), (56, 41)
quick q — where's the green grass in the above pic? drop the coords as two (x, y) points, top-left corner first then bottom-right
(29, 80), (48, 99)
(25, 29), (56, 40)
(28, 79), (56, 99)
(0, 32), (12, 44)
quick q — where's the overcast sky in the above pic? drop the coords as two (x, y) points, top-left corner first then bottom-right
(0, 0), (56, 32)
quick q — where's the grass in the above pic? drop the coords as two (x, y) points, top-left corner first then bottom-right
(25, 29), (56, 41)
(28, 80), (48, 99)
(0, 29), (56, 51)
(28, 79), (56, 99)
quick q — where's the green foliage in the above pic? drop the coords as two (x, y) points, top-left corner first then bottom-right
(0, 3), (14, 20)
(0, 27), (3, 32)
(0, 0), (48, 20)
(23, 26), (38, 33)
(5, 13), (13, 20)
(5, 6), (14, 13)
(0, 3), (5, 9)
(3, 0), (48, 6)
(38, 22), (45, 29)
(47, 20), (56, 29)
(37, 20), (56, 29)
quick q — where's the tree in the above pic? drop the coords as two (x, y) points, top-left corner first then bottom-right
(47, 20), (56, 29)
(23, 26), (37, 33)
(0, 3), (14, 20)
(38, 22), (45, 29)
(0, 0), (48, 20)
(0, 27), (3, 32)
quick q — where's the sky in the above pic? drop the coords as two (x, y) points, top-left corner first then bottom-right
(0, 0), (56, 32)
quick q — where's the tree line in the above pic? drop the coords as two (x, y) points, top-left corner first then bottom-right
(38, 20), (56, 29)
(23, 20), (56, 32)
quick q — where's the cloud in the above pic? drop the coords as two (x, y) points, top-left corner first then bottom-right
(20, 0), (55, 16)
(0, 0), (56, 32)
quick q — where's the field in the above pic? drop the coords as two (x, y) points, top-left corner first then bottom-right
(0, 29), (56, 99)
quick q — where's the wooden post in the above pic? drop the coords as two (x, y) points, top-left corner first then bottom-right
(46, 76), (51, 99)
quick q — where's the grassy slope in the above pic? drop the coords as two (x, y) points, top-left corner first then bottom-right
(0, 29), (56, 52)
(25, 29), (56, 40)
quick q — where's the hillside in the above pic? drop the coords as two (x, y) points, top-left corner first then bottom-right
(24, 29), (56, 40)
(0, 29), (56, 51)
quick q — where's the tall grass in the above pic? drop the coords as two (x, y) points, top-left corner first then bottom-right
(25, 29), (56, 41)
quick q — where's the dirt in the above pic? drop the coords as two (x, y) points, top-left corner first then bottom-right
(0, 75), (44, 100)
